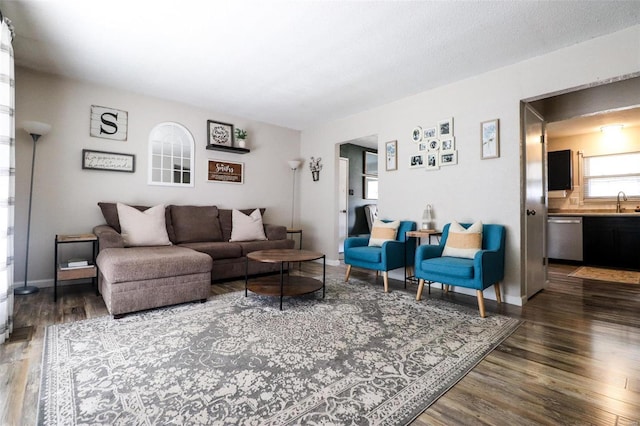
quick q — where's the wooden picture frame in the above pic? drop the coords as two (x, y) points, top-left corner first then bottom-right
(207, 120), (234, 147)
(363, 151), (378, 176)
(363, 176), (378, 200)
(82, 149), (135, 173)
(481, 119), (500, 159)
(385, 140), (397, 171)
(207, 159), (244, 184)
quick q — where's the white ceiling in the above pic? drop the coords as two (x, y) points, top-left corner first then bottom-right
(3, 0), (639, 130)
(547, 106), (640, 138)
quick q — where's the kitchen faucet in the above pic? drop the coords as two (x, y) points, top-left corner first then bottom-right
(616, 191), (627, 213)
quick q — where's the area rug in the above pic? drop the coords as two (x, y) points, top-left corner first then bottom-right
(38, 278), (521, 425)
(569, 266), (640, 284)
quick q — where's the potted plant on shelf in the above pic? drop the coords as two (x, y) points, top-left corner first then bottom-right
(235, 128), (248, 148)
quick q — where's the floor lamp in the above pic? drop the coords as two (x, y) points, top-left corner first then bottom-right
(287, 160), (302, 229)
(15, 121), (52, 296)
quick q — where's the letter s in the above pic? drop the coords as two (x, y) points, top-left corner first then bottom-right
(100, 112), (118, 135)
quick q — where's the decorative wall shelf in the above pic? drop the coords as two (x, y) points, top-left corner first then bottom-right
(206, 144), (250, 154)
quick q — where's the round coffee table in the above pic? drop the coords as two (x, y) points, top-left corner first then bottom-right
(245, 249), (326, 310)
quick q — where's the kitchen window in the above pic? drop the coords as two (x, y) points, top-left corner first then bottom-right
(583, 152), (640, 199)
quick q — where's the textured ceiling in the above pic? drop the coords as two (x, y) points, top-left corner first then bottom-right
(3, 0), (639, 130)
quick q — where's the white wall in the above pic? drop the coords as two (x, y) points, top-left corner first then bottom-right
(299, 25), (640, 306)
(14, 68), (301, 286)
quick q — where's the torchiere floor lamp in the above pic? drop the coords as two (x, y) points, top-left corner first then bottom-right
(15, 120), (51, 295)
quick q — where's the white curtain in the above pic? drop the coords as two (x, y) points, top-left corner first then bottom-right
(0, 16), (15, 344)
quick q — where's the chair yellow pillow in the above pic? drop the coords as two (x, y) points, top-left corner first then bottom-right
(442, 221), (483, 259)
(368, 219), (400, 247)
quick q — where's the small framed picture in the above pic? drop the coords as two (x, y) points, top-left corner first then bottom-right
(385, 140), (397, 171)
(207, 120), (234, 147)
(441, 137), (455, 152)
(363, 176), (378, 200)
(425, 152), (439, 170)
(424, 126), (437, 139)
(418, 142), (427, 151)
(411, 126), (423, 142)
(427, 138), (440, 151)
(481, 119), (500, 159)
(409, 153), (425, 169)
(440, 150), (458, 166)
(207, 159), (244, 184)
(438, 118), (453, 138)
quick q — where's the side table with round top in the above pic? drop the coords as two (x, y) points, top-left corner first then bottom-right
(245, 249), (326, 310)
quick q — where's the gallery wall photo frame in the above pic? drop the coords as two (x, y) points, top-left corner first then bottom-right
(385, 140), (397, 171)
(438, 118), (453, 138)
(82, 149), (135, 173)
(207, 120), (234, 147)
(481, 119), (500, 159)
(440, 150), (458, 166)
(440, 137), (455, 152)
(207, 159), (244, 184)
(409, 152), (425, 169)
(425, 152), (440, 171)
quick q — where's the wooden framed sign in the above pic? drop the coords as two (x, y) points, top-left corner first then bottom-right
(90, 105), (128, 141)
(82, 149), (135, 172)
(208, 159), (244, 184)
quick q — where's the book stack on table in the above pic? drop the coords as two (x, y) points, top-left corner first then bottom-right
(59, 258), (93, 270)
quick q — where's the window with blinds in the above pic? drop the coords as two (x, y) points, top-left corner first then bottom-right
(583, 152), (640, 199)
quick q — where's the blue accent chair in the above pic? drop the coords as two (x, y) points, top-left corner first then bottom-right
(344, 220), (417, 292)
(414, 223), (506, 317)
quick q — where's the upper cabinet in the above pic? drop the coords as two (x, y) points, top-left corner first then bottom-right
(548, 149), (572, 191)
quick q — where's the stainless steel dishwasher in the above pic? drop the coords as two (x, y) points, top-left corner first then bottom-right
(547, 216), (583, 261)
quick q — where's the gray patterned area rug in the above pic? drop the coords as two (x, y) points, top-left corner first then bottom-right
(38, 278), (521, 425)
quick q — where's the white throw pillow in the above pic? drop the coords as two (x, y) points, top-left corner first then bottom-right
(230, 209), (267, 242)
(368, 219), (400, 247)
(116, 203), (172, 247)
(442, 221), (483, 259)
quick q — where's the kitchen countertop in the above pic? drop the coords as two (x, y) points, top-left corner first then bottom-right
(548, 209), (640, 217)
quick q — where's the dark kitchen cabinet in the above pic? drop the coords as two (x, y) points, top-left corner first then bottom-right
(583, 217), (640, 270)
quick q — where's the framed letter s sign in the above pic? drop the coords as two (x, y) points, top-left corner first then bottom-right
(90, 105), (128, 141)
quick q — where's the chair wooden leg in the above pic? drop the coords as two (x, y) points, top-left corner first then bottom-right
(383, 271), (389, 293)
(416, 279), (425, 300)
(375, 270), (379, 278)
(494, 282), (502, 304)
(476, 290), (486, 318)
(345, 264), (352, 282)
(444, 284), (449, 293)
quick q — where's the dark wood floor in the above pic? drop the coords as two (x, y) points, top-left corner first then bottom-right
(2, 263), (639, 425)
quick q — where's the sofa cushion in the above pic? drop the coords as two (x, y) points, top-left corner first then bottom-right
(237, 238), (295, 255)
(169, 205), (223, 243)
(97, 246), (212, 283)
(368, 219), (400, 247)
(419, 256), (475, 279)
(346, 246), (382, 263)
(219, 208), (266, 242)
(442, 221), (483, 259)
(230, 209), (267, 242)
(98, 202), (149, 233)
(117, 203), (172, 247)
(178, 242), (242, 260)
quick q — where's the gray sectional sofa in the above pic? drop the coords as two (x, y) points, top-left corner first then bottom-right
(94, 203), (294, 317)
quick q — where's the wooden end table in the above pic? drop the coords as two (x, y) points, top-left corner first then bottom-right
(404, 229), (442, 293)
(245, 249), (325, 310)
(54, 233), (99, 301)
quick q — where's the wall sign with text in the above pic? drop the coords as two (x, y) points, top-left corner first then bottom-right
(207, 159), (244, 184)
(90, 105), (128, 141)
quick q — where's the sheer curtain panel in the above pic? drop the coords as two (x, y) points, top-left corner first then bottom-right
(0, 16), (15, 344)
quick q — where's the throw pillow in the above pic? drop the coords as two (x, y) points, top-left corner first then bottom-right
(368, 219), (400, 247)
(117, 203), (172, 247)
(229, 209), (267, 242)
(98, 202), (149, 233)
(170, 205), (223, 243)
(442, 221), (483, 259)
